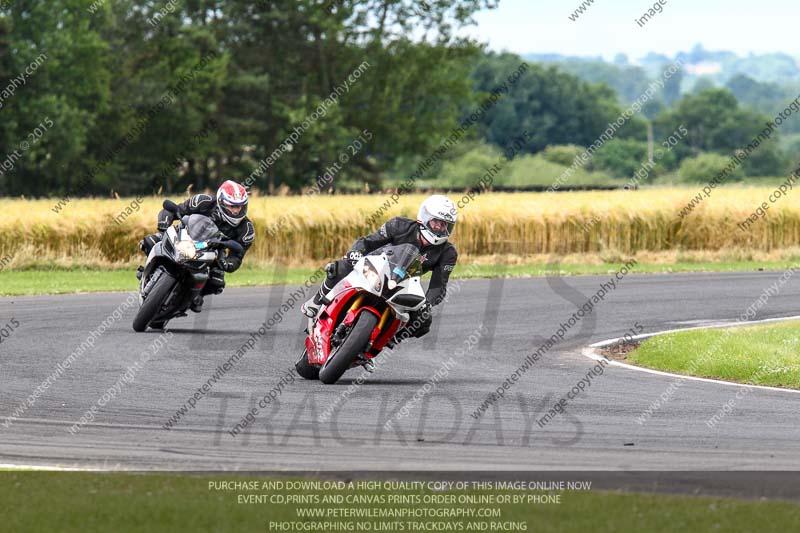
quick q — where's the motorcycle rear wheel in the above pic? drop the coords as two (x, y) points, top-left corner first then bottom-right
(319, 312), (378, 384)
(295, 349), (320, 380)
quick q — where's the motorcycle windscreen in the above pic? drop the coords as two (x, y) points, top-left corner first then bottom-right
(185, 214), (220, 241)
(369, 243), (422, 283)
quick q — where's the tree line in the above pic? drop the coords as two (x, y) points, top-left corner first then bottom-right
(0, 1), (792, 198)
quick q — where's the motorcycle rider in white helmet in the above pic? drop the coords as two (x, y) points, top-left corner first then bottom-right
(301, 194), (458, 344)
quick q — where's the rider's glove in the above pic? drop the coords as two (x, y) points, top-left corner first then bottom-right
(324, 262), (338, 278)
(157, 213), (172, 232)
(345, 250), (363, 265)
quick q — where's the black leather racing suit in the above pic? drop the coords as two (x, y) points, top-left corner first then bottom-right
(141, 194), (255, 294)
(320, 216), (458, 339)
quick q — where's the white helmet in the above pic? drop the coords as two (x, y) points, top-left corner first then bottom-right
(417, 195), (457, 246)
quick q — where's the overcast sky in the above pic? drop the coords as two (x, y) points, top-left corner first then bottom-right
(459, 0), (798, 60)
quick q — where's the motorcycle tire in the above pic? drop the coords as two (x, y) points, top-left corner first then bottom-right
(132, 270), (176, 332)
(295, 349), (320, 380)
(319, 312), (378, 385)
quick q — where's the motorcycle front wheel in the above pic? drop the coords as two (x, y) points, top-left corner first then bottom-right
(319, 312), (378, 384)
(132, 269), (176, 332)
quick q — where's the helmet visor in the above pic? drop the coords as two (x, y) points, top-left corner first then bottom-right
(426, 217), (454, 238)
(220, 199), (247, 219)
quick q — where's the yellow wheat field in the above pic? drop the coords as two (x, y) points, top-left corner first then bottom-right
(2, 187), (800, 268)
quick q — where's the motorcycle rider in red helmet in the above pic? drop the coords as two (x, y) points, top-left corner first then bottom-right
(139, 180), (255, 312)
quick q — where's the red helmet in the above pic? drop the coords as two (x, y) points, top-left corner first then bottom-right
(216, 180), (248, 226)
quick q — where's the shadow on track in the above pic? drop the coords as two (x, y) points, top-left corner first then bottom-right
(165, 328), (256, 336)
(341, 377), (490, 386)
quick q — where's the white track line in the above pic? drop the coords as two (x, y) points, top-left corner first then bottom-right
(0, 463), (120, 471)
(581, 315), (800, 394)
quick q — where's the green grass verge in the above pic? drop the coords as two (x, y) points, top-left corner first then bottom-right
(1, 260), (798, 296)
(629, 320), (800, 389)
(0, 267), (322, 296)
(1, 472), (798, 533)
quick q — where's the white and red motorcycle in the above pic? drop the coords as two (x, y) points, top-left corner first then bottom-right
(296, 243), (427, 384)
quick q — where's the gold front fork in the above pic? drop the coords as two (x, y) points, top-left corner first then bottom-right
(348, 293), (365, 313)
(349, 292), (392, 332)
(377, 306), (392, 331)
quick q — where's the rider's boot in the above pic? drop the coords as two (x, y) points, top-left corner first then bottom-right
(301, 292), (325, 318)
(139, 233), (162, 255)
(301, 279), (334, 318)
(385, 330), (408, 350)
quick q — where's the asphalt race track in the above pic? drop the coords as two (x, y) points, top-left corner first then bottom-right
(2, 271), (800, 478)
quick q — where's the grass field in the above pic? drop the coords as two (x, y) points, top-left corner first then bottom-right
(629, 320), (800, 389)
(2, 472), (799, 533)
(4, 188), (800, 269)
(2, 259), (800, 296)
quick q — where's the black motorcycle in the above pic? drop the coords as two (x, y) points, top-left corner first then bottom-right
(132, 200), (243, 332)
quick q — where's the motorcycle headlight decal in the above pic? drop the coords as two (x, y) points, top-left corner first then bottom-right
(175, 240), (198, 261)
(362, 262), (383, 293)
